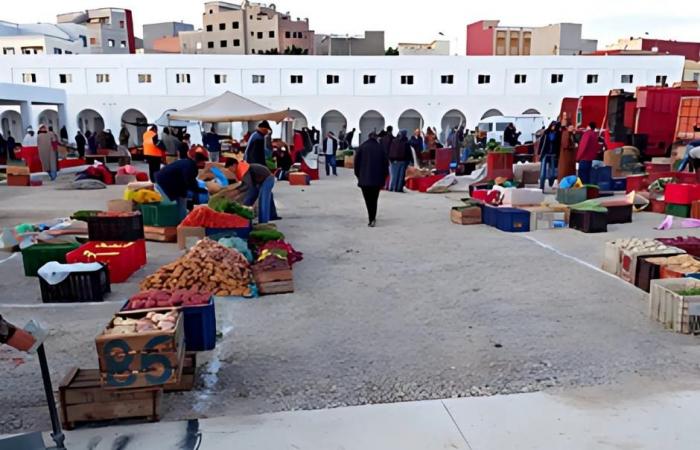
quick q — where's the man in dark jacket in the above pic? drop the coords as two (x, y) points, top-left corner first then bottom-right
(5, 132), (16, 160)
(226, 159), (280, 223)
(245, 121), (271, 166)
(345, 128), (356, 149)
(203, 126), (221, 162)
(155, 152), (208, 218)
(310, 126), (320, 146)
(503, 123), (521, 147)
(355, 133), (389, 227)
(388, 129), (412, 192)
(74, 131), (86, 158)
(380, 126), (394, 155)
(322, 131), (338, 176)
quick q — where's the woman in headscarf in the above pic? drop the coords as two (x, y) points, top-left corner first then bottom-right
(538, 121), (561, 190)
(557, 118), (576, 181)
(37, 125), (57, 180)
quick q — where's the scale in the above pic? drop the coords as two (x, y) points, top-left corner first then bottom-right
(0, 320), (66, 450)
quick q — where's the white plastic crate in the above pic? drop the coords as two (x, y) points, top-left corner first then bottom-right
(501, 188), (545, 207)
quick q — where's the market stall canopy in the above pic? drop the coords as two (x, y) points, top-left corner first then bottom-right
(168, 91), (289, 123)
(154, 109), (193, 127)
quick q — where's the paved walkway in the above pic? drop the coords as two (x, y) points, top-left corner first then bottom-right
(51, 384), (700, 449)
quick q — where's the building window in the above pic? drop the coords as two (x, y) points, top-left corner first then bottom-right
(138, 73), (152, 83)
(514, 74), (527, 84)
(89, 37), (97, 46)
(208, 41), (214, 49)
(58, 73), (72, 84)
(400, 75), (414, 85)
(363, 74), (376, 85)
(230, 39), (239, 47)
(54, 48), (62, 54)
(3, 47), (15, 55)
(219, 23), (225, 31)
(586, 74), (599, 84)
(551, 73), (564, 84)
(176, 73), (191, 84)
(120, 41), (127, 48)
(232, 21), (239, 29)
(290, 74), (303, 84)
(22, 73), (37, 83)
(477, 74), (491, 84)
(251, 32), (254, 37)
(441, 74), (454, 84)
(656, 75), (668, 86)
(252, 74), (266, 84)
(326, 74), (340, 84)
(257, 32), (263, 39)
(285, 31), (291, 38)
(220, 40), (227, 48)
(269, 31), (275, 38)
(108, 39), (115, 47)
(96, 73), (110, 83)
(65, 50), (72, 54)
(214, 74), (227, 84)
(621, 74), (634, 84)
(206, 25), (213, 32)
(119, 20), (125, 29)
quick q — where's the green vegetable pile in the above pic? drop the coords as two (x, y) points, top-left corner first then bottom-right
(208, 196), (255, 219)
(676, 287), (700, 297)
(249, 229), (285, 242)
(569, 200), (608, 213)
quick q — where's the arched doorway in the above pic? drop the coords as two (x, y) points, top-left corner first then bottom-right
(287, 110), (308, 130)
(440, 109), (467, 143)
(522, 108), (540, 115)
(321, 110), (347, 138)
(121, 109), (148, 147)
(77, 109), (105, 134)
(481, 109), (503, 120)
(1, 110), (23, 140)
(38, 109), (59, 130)
(397, 109), (423, 134)
(359, 110), (385, 143)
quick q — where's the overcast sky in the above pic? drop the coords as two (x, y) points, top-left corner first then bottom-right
(4, 0), (699, 50)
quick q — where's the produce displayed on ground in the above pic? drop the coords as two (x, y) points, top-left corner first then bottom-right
(180, 205), (251, 228)
(105, 310), (179, 334)
(125, 289), (211, 310)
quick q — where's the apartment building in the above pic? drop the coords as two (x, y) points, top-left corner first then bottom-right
(398, 40), (450, 56)
(56, 8), (135, 54)
(0, 21), (88, 55)
(466, 20), (597, 56)
(314, 31), (385, 56)
(179, 1), (314, 55)
(143, 22), (194, 53)
(606, 37), (700, 61)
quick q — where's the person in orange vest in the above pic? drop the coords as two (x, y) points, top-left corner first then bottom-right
(142, 125), (163, 181)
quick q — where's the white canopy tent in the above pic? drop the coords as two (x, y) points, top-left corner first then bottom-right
(168, 91), (289, 123)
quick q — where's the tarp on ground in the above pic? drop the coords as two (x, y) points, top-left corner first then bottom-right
(168, 91), (289, 123)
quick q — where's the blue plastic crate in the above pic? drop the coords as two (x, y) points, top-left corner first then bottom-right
(480, 204), (498, 226)
(591, 166), (612, 187)
(494, 207), (531, 232)
(611, 178), (627, 192)
(182, 297), (216, 351)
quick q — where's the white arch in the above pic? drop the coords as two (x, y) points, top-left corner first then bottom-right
(1, 110), (23, 140)
(37, 109), (59, 130)
(440, 109), (467, 143)
(481, 109), (504, 120)
(397, 109), (423, 134)
(77, 109), (105, 134)
(359, 110), (385, 143)
(121, 108), (148, 147)
(321, 110), (347, 138)
(522, 108), (541, 115)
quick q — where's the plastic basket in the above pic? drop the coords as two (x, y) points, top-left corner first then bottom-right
(606, 204), (633, 224)
(480, 204), (498, 226)
(611, 178), (627, 192)
(87, 213), (144, 241)
(493, 207), (530, 232)
(39, 264), (111, 303)
(139, 202), (183, 227)
(66, 240), (146, 284)
(569, 210), (607, 233)
(22, 242), (80, 277)
(665, 203), (690, 218)
(556, 188), (587, 205)
(664, 184), (700, 205)
(182, 298), (216, 351)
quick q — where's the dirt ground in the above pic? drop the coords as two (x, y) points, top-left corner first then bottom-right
(1, 167), (700, 435)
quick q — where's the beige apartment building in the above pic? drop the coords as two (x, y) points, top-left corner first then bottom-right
(179, 1), (314, 55)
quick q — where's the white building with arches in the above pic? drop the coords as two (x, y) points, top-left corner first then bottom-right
(0, 54), (685, 146)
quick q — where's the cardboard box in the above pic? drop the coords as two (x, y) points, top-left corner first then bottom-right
(177, 226), (206, 250)
(7, 174), (30, 186)
(289, 172), (310, 186)
(603, 148), (624, 177)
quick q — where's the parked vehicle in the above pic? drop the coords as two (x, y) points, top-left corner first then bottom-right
(477, 115), (546, 145)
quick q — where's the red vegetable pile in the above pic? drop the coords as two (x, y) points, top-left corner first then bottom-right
(180, 205), (250, 229)
(126, 289), (211, 310)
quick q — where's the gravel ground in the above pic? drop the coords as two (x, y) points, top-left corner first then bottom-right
(1, 168), (700, 435)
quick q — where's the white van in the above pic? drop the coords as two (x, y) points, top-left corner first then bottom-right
(478, 115), (546, 146)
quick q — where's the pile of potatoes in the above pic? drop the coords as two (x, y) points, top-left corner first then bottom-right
(141, 239), (252, 297)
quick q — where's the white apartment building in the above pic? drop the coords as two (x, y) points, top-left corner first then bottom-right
(398, 40), (450, 56)
(0, 54), (685, 146)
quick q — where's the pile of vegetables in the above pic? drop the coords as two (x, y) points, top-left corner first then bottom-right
(677, 287), (700, 297)
(648, 177), (674, 193)
(141, 239), (252, 297)
(106, 310), (179, 335)
(125, 289), (211, 310)
(72, 210), (140, 220)
(180, 205), (250, 229)
(258, 240), (303, 267)
(658, 254), (700, 275)
(255, 248), (290, 271)
(208, 196), (254, 219)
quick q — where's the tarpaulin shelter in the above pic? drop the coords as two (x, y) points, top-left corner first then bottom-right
(168, 91), (289, 123)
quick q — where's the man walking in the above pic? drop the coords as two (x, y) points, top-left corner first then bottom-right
(388, 129), (411, 192)
(323, 131), (338, 176)
(244, 121), (271, 166)
(354, 133), (389, 227)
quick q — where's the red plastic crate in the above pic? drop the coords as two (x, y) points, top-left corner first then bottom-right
(58, 158), (86, 170)
(664, 183), (700, 205)
(405, 174), (445, 192)
(66, 240), (146, 283)
(625, 174), (647, 193)
(649, 198), (666, 213)
(645, 162), (671, 174)
(486, 152), (514, 180)
(435, 148), (452, 172)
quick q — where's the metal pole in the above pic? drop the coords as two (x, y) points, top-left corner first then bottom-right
(37, 344), (65, 450)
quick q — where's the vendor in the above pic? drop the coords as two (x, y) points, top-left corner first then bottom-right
(155, 152), (209, 218)
(273, 146), (293, 181)
(225, 158), (280, 223)
(244, 121), (271, 166)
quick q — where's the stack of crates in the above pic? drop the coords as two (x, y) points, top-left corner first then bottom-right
(67, 212), (147, 284)
(138, 201), (184, 243)
(664, 184), (700, 218)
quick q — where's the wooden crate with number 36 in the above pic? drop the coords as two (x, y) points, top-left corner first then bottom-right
(95, 309), (185, 389)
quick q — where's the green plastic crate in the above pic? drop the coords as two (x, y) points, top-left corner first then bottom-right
(556, 188), (587, 205)
(665, 203), (690, 218)
(22, 242), (80, 277)
(139, 202), (182, 227)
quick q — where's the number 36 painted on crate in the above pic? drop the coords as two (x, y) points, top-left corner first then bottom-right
(102, 336), (174, 387)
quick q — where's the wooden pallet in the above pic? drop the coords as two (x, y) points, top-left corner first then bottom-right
(58, 367), (161, 430)
(144, 226), (177, 242)
(164, 352), (197, 392)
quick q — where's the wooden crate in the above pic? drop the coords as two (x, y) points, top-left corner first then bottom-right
(177, 226), (206, 250)
(619, 246), (682, 284)
(450, 206), (481, 225)
(144, 226), (177, 242)
(164, 352), (197, 392)
(95, 309), (185, 389)
(253, 265), (294, 295)
(649, 278), (700, 334)
(58, 367), (161, 430)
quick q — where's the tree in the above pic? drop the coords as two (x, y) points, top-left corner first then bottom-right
(284, 45), (308, 55)
(385, 47), (399, 56)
